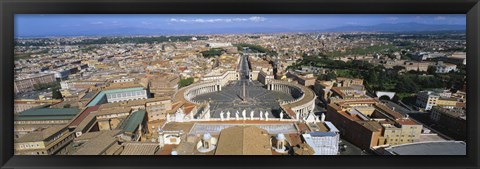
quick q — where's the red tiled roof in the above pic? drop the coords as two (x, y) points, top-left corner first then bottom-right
(183, 103), (196, 115)
(281, 105), (296, 118)
(396, 118), (420, 126)
(68, 105), (100, 127)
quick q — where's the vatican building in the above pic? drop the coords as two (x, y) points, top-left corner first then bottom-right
(157, 52), (338, 155)
(172, 54), (316, 123)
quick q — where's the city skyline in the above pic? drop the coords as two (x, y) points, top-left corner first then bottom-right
(13, 14), (467, 156)
(15, 14), (466, 37)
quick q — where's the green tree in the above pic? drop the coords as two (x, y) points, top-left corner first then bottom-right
(326, 72), (337, 81)
(51, 87), (62, 99)
(395, 77), (419, 93)
(392, 66), (405, 74)
(201, 48), (225, 58)
(427, 66), (437, 74)
(178, 77), (194, 88)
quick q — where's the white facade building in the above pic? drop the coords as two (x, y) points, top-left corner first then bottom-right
(207, 42), (232, 48)
(435, 61), (457, 73)
(301, 122), (340, 155)
(106, 89), (148, 103)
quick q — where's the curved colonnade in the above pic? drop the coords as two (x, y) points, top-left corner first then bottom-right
(173, 79), (316, 120)
(174, 81), (221, 104)
(267, 80), (316, 118)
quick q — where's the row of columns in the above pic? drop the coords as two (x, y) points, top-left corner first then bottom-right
(293, 99), (315, 118)
(268, 83), (291, 93)
(185, 84), (221, 101)
(268, 83), (305, 100)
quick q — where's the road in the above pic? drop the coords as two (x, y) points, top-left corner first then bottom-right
(237, 54), (250, 81)
(382, 100), (411, 116)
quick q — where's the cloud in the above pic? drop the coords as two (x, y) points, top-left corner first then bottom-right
(249, 16), (266, 22)
(386, 17), (399, 21)
(434, 16), (446, 20)
(90, 21), (104, 25)
(141, 21), (152, 25)
(169, 16), (266, 23)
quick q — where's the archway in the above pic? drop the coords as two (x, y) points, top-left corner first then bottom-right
(375, 91), (396, 100)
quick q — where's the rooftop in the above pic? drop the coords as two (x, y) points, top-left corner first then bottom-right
(15, 125), (67, 143)
(385, 141), (466, 155)
(86, 87), (145, 107)
(72, 130), (122, 155)
(120, 110), (146, 134)
(15, 108), (80, 121)
(69, 105), (100, 127)
(356, 121), (383, 132)
(214, 126), (272, 155)
(120, 142), (160, 155)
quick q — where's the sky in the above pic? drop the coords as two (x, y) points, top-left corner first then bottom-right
(15, 14), (466, 37)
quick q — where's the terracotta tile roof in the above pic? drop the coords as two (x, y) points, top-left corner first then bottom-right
(214, 126), (272, 155)
(68, 106), (100, 127)
(15, 125), (67, 143)
(120, 142), (160, 155)
(356, 121), (383, 132)
(396, 118), (420, 126)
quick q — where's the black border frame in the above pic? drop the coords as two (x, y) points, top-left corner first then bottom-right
(1, 0), (479, 169)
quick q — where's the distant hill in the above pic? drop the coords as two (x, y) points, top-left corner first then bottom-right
(16, 22), (466, 38)
(323, 22), (465, 33)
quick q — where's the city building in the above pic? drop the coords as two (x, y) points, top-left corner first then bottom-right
(301, 121), (340, 155)
(146, 97), (173, 122)
(207, 42), (232, 48)
(286, 71), (316, 87)
(416, 89), (457, 110)
(12, 31), (467, 156)
(118, 110), (147, 141)
(72, 130), (123, 155)
(14, 99), (62, 114)
(434, 61), (457, 73)
(326, 100), (422, 150)
(14, 125), (75, 155)
(14, 73), (56, 94)
(144, 73), (179, 97)
(430, 106), (466, 139)
(14, 107), (80, 126)
(214, 126), (272, 155)
(105, 87), (148, 103)
(314, 77), (364, 102)
(60, 80), (105, 90)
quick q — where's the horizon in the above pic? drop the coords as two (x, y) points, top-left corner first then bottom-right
(15, 14), (466, 37)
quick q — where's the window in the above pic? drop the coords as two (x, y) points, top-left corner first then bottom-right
(20, 145), (24, 149)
